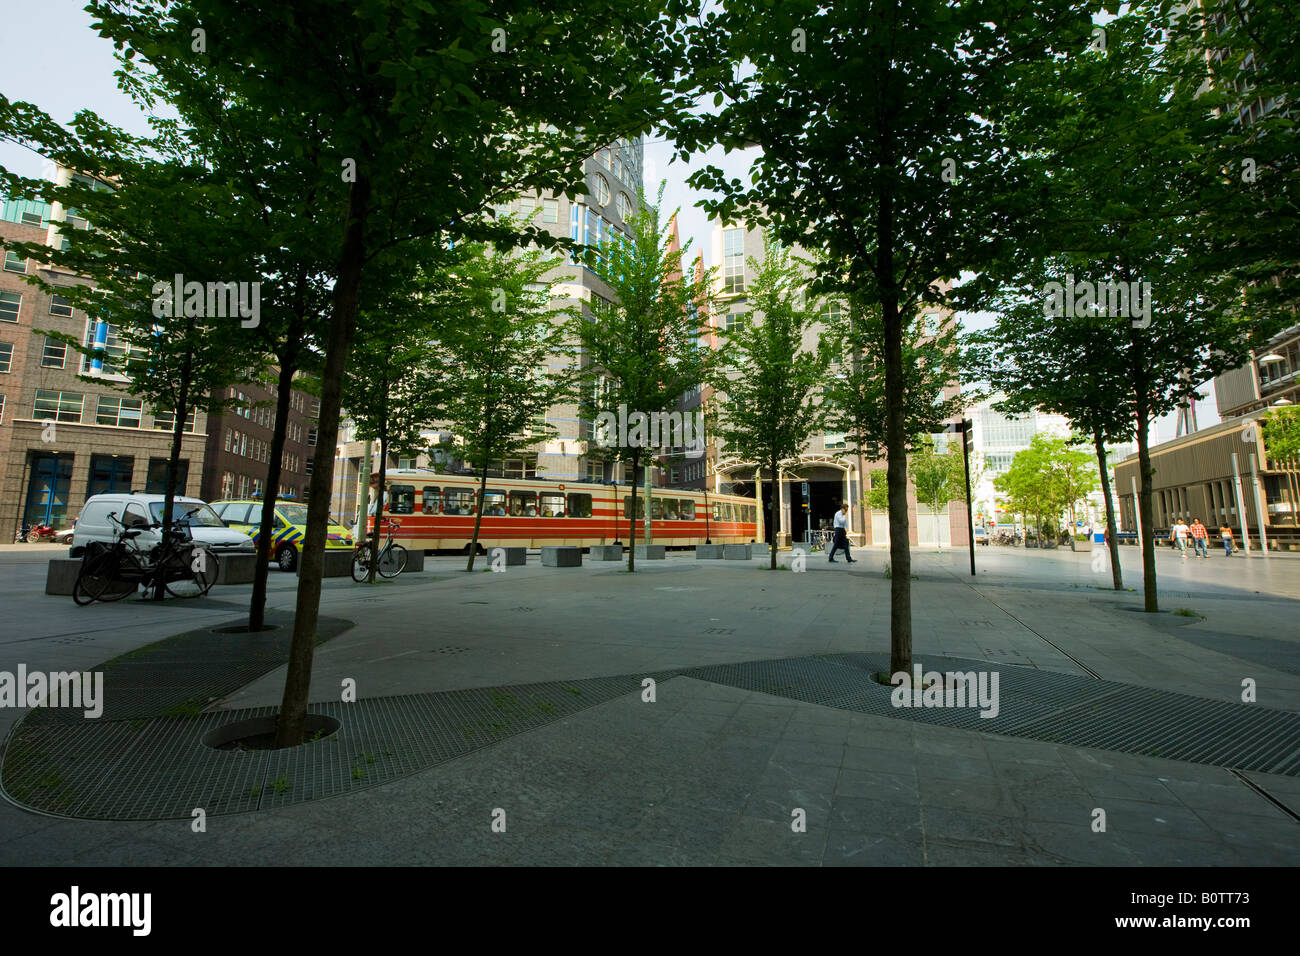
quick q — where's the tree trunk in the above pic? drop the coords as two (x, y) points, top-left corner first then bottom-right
(467, 463), (488, 572)
(768, 459), (778, 569)
(249, 354), (299, 630)
(880, 289), (911, 674)
(276, 172), (370, 749)
(628, 450), (640, 572)
(1135, 406), (1159, 612)
(155, 350), (192, 601)
(1093, 428), (1123, 590)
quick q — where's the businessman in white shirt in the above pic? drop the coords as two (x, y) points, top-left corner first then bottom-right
(828, 503), (856, 563)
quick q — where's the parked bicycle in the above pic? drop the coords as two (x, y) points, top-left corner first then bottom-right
(351, 518), (408, 582)
(72, 509), (219, 604)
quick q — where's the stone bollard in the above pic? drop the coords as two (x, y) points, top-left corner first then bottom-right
(696, 544), (724, 560)
(723, 543), (753, 560)
(541, 546), (582, 567)
(588, 545), (624, 561)
(634, 545), (666, 560)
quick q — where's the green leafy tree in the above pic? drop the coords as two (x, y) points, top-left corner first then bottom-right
(961, 8), (1287, 611)
(709, 243), (824, 569)
(909, 435), (966, 552)
(432, 245), (578, 571)
(577, 188), (714, 571)
(345, 247), (455, 580)
(670, 0), (1100, 674)
(1261, 407), (1300, 465)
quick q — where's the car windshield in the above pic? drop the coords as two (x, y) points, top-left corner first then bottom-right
(277, 504), (310, 525)
(150, 501), (226, 528)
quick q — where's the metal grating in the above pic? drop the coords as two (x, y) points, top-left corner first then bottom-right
(684, 653), (1300, 775)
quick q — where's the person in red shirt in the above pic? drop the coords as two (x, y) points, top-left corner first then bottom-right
(1189, 519), (1209, 558)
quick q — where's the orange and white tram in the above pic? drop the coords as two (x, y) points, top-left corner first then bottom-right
(367, 469), (759, 552)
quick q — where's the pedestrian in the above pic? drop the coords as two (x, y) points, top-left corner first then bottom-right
(1220, 524), (1235, 557)
(827, 502), (856, 563)
(1189, 518), (1209, 558)
(1171, 517), (1190, 560)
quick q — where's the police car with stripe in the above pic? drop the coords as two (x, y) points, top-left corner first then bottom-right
(211, 497), (354, 571)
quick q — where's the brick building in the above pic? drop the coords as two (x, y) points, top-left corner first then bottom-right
(201, 378), (318, 504)
(0, 195), (207, 540)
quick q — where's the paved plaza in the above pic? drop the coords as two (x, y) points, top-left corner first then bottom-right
(0, 543), (1296, 866)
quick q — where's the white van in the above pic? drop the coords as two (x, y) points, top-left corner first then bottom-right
(71, 493), (255, 557)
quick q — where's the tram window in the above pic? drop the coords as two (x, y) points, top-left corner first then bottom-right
(443, 489), (475, 515)
(711, 502), (721, 521)
(567, 493), (592, 518)
(421, 486), (441, 515)
(650, 498), (663, 520)
(744, 505), (754, 523)
(623, 496), (644, 519)
(680, 500), (695, 520)
(722, 502), (734, 521)
(663, 498), (679, 520)
(482, 491), (507, 516)
(540, 493), (566, 517)
(389, 484), (415, 515)
(510, 491), (537, 517)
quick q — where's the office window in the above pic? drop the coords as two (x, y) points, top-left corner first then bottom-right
(723, 228), (745, 293)
(519, 197), (536, 220)
(307, 426), (317, 447)
(2, 251), (25, 273)
(80, 320), (130, 375)
(824, 432), (847, 449)
(593, 174), (610, 207)
(34, 389), (83, 423)
(220, 472), (235, 499)
(20, 211), (43, 226)
(224, 429), (232, 452)
(304, 458), (313, 478)
(86, 454), (134, 496)
(154, 408), (197, 433)
(0, 342), (10, 373)
(586, 459), (605, 483)
(0, 291), (20, 322)
(616, 192), (632, 220)
(41, 338), (67, 368)
(541, 198), (558, 223)
(49, 295), (74, 317)
(95, 396), (143, 428)
(237, 474), (250, 498)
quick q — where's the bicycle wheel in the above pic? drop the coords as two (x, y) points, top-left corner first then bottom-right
(160, 547), (219, 598)
(351, 546), (374, 582)
(378, 544), (407, 579)
(74, 550), (139, 604)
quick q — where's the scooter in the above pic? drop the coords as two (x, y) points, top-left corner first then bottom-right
(15, 523), (57, 543)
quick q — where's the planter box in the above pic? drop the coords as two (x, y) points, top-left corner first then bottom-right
(302, 549), (354, 578)
(541, 546), (582, 567)
(1072, 539), (1094, 552)
(215, 552), (259, 585)
(588, 545), (624, 561)
(46, 558), (82, 596)
(634, 545), (666, 560)
(486, 546), (525, 567)
(723, 544), (753, 560)
(696, 544), (724, 560)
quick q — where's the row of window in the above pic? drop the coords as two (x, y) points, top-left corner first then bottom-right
(219, 472), (264, 500)
(25, 389), (196, 430)
(382, 484), (754, 523)
(85, 455), (189, 497)
(0, 289), (76, 322)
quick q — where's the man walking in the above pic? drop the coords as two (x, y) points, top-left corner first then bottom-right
(1171, 517), (1190, 560)
(827, 502), (856, 563)
(1189, 518), (1209, 558)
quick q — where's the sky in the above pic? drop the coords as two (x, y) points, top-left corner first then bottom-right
(1, 0), (1216, 440)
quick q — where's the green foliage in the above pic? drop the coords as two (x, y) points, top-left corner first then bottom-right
(909, 435), (966, 514)
(994, 435), (1098, 542)
(1260, 407), (1300, 464)
(864, 470), (890, 513)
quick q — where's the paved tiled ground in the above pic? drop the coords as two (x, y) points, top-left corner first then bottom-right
(0, 544), (1296, 865)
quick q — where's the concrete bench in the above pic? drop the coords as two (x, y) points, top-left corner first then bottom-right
(301, 549), (355, 578)
(588, 545), (624, 561)
(487, 547), (525, 567)
(541, 546), (582, 567)
(46, 558), (82, 596)
(723, 544), (753, 560)
(403, 549), (426, 572)
(215, 552), (259, 585)
(634, 545), (666, 560)
(751, 543), (770, 557)
(696, 544), (724, 560)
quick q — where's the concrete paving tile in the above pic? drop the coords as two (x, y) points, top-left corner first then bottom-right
(920, 807), (1033, 849)
(1096, 797), (1225, 842)
(840, 746), (918, 775)
(719, 815), (825, 865)
(823, 831), (925, 866)
(835, 768), (919, 802)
